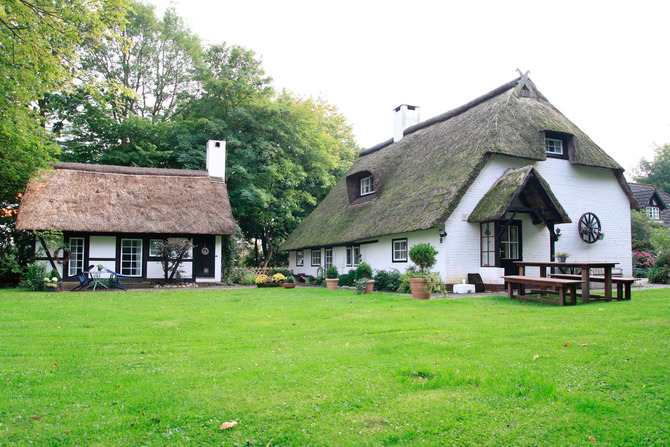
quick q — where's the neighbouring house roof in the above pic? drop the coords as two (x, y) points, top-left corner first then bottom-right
(468, 166), (571, 224)
(16, 163), (235, 235)
(629, 182), (670, 225)
(281, 75), (637, 251)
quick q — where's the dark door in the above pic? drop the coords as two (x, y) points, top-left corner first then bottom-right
(499, 221), (522, 276)
(193, 235), (216, 278)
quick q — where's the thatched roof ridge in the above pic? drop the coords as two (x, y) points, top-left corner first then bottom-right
(16, 164), (234, 235)
(281, 76), (630, 251)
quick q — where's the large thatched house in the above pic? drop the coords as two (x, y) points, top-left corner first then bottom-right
(629, 183), (670, 226)
(16, 141), (234, 283)
(281, 74), (638, 290)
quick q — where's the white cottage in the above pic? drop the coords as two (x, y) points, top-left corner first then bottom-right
(16, 141), (234, 284)
(281, 75), (637, 291)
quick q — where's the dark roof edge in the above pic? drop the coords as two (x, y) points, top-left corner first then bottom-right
(358, 77), (520, 159)
(52, 162), (208, 177)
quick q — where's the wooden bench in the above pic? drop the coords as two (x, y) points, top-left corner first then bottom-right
(502, 275), (584, 306)
(550, 274), (638, 300)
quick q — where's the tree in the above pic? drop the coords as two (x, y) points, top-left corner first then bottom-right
(0, 0), (128, 203)
(633, 143), (670, 194)
(155, 239), (193, 281)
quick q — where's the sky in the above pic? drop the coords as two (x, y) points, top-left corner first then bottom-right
(151, 0), (670, 177)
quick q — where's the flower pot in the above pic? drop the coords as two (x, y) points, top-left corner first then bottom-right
(365, 280), (375, 294)
(557, 257), (567, 263)
(257, 282), (282, 288)
(282, 283), (296, 289)
(326, 278), (339, 290)
(409, 277), (432, 300)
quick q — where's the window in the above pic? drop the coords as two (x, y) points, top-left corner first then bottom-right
(545, 138), (564, 156)
(346, 246), (353, 266)
(392, 238), (408, 262)
(480, 223), (495, 267)
(346, 246), (361, 266)
(149, 239), (163, 257)
(500, 225), (519, 260)
(647, 206), (660, 220)
(353, 246), (360, 265)
(360, 176), (374, 196)
(121, 239), (143, 277)
(325, 248), (333, 268)
(296, 250), (304, 266)
(68, 237), (85, 276)
(311, 249), (321, 266)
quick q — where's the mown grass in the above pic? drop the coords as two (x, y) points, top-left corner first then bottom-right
(0, 287), (668, 446)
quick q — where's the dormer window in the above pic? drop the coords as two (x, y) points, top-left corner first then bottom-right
(545, 138), (563, 156)
(360, 176), (374, 196)
(647, 206), (660, 220)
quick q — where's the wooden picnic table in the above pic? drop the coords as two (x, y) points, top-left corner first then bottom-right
(514, 261), (618, 304)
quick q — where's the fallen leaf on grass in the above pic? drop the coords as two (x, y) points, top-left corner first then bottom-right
(580, 343), (588, 347)
(563, 342), (570, 347)
(589, 435), (597, 442)
(30, 415), (41, 420)
(220, 421), (237, 430)
(532, 354), (540, 361)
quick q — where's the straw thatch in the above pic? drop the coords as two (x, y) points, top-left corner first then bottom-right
(282, 76), (636, 251)
(16, 163), (234, 235)
(629, 182), (670, 225)
(468, 166), (570, 223)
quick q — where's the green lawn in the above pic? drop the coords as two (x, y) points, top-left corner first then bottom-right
(0, 287), (668, 446)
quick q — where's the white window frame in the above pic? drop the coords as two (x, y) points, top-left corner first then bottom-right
(296, 250), (304, 266)
(480, 222), (495, 267)
(121, 239), (143, 277)
(346, 246), (352, 266)
(311, 249), (321, 267)
(647, 206), (660, 220)
(360, 176), (374, 196)
(68, 237), (85, 276)
(392, 238), (408, 262)
(149, 239), (163, 257)
(353, 246), (360, 266)
(545, 138), (564, 155)
(325, 248), (333, 268)
(500, 226), (519, 260)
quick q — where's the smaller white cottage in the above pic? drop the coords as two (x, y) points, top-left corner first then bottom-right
(16, 141), (234, 283)
(281, 75), (638, 290)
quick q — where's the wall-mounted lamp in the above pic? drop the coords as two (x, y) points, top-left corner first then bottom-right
(439, 229), (447, 243)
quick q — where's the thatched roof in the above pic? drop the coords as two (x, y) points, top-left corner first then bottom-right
(468, 166), (570, 224)
(282, 76), (636, 251)
(629, 182), (670, 224)
(16, 163), (235, 235)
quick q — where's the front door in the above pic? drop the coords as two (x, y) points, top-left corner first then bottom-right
(500, 221), (522, 275)
(193, 235), (216, 278)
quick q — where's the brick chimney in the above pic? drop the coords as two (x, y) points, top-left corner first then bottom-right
(393, 104), (420, 142)
(206, 140), (226, 181)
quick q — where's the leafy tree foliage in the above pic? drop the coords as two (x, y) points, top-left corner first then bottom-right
(633, 143), (670, 194)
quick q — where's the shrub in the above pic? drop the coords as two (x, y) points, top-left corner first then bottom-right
(649, 252), (670, 284)
(354, 277), (369, 294)
(338, 270), (356, 287)
(355, 262), (373, 280)
(409, 243), (438, 274)
(326, 266), (339, 279)
(23, 262), (47, 291)
(373, 269), (402, 292)
(269, 268), (291, 277)
(255, 275), (268, 284)
(271, 273), (286, 283)
(633, 250), (655, 278)
(397, 266), (421, 294)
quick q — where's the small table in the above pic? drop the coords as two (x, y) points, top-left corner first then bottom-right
(514, 261), (618, 303)
(86, 270), (109, 291)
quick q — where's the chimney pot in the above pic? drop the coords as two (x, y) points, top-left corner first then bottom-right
(393, 104), (420, 142)
(206, 140), (226, 181)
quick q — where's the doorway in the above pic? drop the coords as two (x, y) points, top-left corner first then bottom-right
(499, 221), (522, 275)
(193, 235), (216, 278)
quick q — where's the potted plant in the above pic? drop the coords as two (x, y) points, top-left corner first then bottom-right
(408, 243), (441, 300)
(325, 266), (339, 290)
(555, 252), (570, 262)
(256, 274), (279, 287)
(271, 273), (286, 284)
(44, 276), (59, 292)
(355, 262), (374, 293)
(283, 275), (296, 289)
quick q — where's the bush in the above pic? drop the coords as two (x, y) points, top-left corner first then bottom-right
(397, 266), (421, 294)
(409, 243), (438, 274)
(269, 268), (291, 277)
(23, 262), (47, 291)
(355, 262), (373, 280)
(373, 269), (402, 292)
(338, 270), (356, 287)
(326, 266), (339, 279)
(649, 252), (670, 284)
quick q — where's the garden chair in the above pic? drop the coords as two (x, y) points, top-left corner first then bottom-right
(104, 268), (131, 291)
(68, 265), (95, 291)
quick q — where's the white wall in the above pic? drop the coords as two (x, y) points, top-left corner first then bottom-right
(89, 236), (116, 258)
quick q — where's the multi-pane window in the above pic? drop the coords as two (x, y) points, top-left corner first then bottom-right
(325, 248), (333, 268)
(121, 239), (143, 277)
(346, 246), (360, 266)
(311, 249), (321, 266)
(647, 206), (660, 220)
(480, 223), (495, 267)
(360, 176), (374, 196)
(392, 238), (408, 262)
(68, 237), (85, 276)
(500, 226), (519, 260)
(296, 250), (304, 266)
(346, 246), (352, 266)
(149, 239), (163, 257)
(545, 138), (564, 155)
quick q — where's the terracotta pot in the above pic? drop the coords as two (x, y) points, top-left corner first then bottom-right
(326, 278), (339, 290)
(365, 280), (375, 294)
(409, 277), (432, 300)
(282, 283), (296, 289)
(257, 282), (282, 288)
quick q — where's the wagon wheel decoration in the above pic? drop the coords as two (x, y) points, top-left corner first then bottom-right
(578, 212), (602, 244)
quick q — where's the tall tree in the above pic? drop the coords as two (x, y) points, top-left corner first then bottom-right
(634, 143), (670, 193)
(0, 0), (128, 203)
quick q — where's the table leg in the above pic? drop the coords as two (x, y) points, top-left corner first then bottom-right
(582, 267), (590, 304)
(604, 267), (612, 300)
(518, 265), (525, 276)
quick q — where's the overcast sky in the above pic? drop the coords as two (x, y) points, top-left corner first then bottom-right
(152, 0), (670, 177)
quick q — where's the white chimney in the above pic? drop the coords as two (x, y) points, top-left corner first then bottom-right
(206, 140), (226, 181)
(393, 104), (420, 142)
